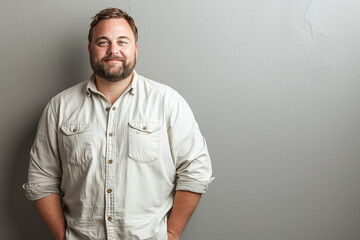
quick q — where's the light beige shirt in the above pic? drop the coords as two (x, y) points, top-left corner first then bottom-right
(23, 71), (214, 240)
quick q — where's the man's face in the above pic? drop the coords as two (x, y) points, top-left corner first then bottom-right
(88, 18), (138, 82)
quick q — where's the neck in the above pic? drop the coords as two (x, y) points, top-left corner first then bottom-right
(95, 72), (134, 105)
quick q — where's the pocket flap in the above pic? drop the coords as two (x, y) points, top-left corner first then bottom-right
(128, 121), (161, 133)
(60, 123), (90, 135)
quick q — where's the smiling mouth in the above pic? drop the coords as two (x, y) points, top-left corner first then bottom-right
(104, 59), (123, 64)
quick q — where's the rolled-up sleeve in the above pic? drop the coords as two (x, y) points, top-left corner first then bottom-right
(167, 91), (214, 194)
(23, 98), (62, 201)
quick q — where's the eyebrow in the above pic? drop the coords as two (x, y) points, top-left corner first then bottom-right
(95, 36), (131, 43)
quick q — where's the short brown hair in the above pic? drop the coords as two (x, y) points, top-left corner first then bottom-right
(88, 8), (138, 43)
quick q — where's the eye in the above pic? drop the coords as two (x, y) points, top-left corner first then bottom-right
(97, 41), (109, 46)
(119, 40), (128, 45)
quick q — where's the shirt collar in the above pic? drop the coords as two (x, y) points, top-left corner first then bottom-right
(86, 70), (138, 96)
(86, 74), (97, 96)
(129, 70), (138, 95)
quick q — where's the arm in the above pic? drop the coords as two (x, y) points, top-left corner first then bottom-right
(167, 190), (202, 240)
(23, 99), (64, 238)
(166, 91), (214, 239)
(34, 194), (66, 240)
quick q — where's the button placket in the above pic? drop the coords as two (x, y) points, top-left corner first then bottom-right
(104, 102), (119, 236)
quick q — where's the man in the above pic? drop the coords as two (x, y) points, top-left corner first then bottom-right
(23, 8), (214, 240)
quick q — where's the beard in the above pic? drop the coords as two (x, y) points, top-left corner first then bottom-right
(90, 53), (136, 82)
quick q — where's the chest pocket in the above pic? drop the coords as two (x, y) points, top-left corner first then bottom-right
(128, 121), (161, 163)
(60, 123), (93, 165)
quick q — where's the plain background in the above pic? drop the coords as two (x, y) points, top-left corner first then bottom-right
(1, 0), (360, 239)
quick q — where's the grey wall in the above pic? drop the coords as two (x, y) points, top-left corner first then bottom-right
(1, 0), (360, 239)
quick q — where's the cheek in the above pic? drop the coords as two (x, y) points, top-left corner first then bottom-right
(122, 49), (136, 59)
(92, 48), (107, 59)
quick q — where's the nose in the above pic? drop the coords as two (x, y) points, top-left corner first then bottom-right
(106, 42), (120, 55)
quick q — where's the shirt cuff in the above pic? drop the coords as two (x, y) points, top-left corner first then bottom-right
(175, 177), (215, 194)
(22, 182), (61, 201)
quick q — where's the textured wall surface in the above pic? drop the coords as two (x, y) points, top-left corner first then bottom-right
(1, 0), (360, 239)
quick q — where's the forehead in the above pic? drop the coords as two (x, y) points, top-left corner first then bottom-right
(92, 18), (135, 41)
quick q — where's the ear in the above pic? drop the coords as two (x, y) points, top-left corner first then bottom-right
(88, 43), (91, 55)
(135, 43), (138, 60)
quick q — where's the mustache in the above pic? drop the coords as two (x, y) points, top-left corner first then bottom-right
(102, 55), (125, 61)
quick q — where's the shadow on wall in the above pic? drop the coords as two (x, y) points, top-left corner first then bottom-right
(5, 38), (89, 240)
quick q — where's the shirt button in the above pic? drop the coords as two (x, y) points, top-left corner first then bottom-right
(105, 107), (110, 112)
(108, 159), (113, 164)
(142, 126), (147, 130)
(109, 133), (113, 137)
(72, 128), (78, 133)
(108, 216), (112, 221)
(112, 107), (116, 111)
(107, 189), (112, 193)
